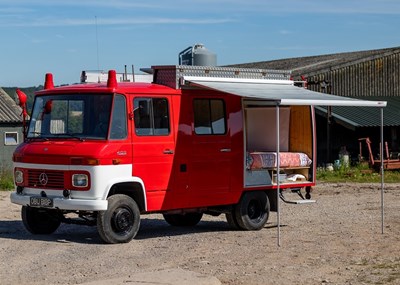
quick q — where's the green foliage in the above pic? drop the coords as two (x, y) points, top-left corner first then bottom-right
(317, 162), (400, 183)
(3, 86), (43, 112)
(0, 170), (14, 191)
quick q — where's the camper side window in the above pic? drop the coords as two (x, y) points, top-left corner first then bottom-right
(193, 99), (226, 135)
(134, 98), (170, 136)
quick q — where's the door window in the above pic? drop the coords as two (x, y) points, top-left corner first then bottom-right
(134, 98), (170, 136)
(193, 99), (226, 135)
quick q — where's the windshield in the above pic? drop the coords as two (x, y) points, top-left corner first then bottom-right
(27, 93), (126, 140)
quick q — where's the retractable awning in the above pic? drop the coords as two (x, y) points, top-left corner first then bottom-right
(183, 75), (386, 246)
(183, 76), (387, 107)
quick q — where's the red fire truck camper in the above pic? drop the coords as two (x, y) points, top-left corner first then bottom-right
(10, 66), (386, 244)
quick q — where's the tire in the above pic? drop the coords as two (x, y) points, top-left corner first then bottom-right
(225, 207), (242, 230)
(21, 206), (62, 234)
(163, 213), (203, 227)
(234, 191), (270, 230)
(97, 194), (140, 244)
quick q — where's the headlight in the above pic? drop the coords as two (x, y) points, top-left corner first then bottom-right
(15, 170), (24, 184)
(72, 174), (88, 187)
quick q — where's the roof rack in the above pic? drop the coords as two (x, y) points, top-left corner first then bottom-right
(152, 65), (291, 89)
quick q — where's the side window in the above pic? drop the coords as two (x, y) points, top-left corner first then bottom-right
(4, 132), (18, 145)
(194, 99), (226, 135)
(134, 98), (170, 136)
(110, 95), (127, 139)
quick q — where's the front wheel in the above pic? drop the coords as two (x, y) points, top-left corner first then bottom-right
(21, 206), (62, 234)
(97, 194), (140, 244)
(234, 191), (270, 230)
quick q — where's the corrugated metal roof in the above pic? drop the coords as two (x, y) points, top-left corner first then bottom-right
(229, 46), (400, 128)
(228, 46), (400, 78)
(0, 88), (23, 123)
(315, 96), (400, 128)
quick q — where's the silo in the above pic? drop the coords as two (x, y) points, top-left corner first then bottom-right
(179, 44), (217, 66)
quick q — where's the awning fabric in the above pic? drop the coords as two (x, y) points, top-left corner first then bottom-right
(183, 76), (387, 107)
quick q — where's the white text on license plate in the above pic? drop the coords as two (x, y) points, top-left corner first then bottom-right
(30, 197), (53, 207)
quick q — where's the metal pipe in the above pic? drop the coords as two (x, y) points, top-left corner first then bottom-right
(276, 103), (281, 247)
(380, 107), (385, 234)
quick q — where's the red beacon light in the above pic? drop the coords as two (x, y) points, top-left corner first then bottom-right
(44, 73), (54, 90)
(15, 88), (28, 139)
(16, 88), (27, 107)
(107, 70), (118, 89)
(16, 89), (27, 118)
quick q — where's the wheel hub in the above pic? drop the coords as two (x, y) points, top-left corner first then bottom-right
(248, 200), (262, 220)
(112, 207), (133, 233)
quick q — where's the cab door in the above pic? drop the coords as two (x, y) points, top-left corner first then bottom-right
(132, 96), (175, 211)
(188, 97), (232, 207)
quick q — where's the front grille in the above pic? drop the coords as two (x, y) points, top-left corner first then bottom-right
(27, 169), (65, 190)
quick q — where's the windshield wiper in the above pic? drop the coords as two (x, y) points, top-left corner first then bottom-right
(27, 132), (49, 141)
(51, 133), (86, 141)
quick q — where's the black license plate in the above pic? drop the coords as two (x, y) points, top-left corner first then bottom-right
(30, 196), (53, 208)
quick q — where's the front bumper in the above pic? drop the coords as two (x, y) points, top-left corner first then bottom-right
(10, 192), (108, 211)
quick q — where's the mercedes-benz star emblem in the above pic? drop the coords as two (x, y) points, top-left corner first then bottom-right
(39, 173), (48, 186)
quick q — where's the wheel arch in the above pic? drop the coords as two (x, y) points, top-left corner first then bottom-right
(240, 189), (277, 212)
(105, 178), (147, 212)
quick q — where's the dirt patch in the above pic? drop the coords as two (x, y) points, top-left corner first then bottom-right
(0, 183), (399, 285)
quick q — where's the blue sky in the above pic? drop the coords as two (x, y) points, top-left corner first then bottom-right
(1, 0), (400, 87)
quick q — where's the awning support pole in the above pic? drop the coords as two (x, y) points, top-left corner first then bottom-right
(276, 104), (281, 246)
(380, 107), (384, 234)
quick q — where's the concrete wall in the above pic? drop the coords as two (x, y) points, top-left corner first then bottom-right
(0, 124), (23, 173)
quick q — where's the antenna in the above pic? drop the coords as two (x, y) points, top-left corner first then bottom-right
(95, 16), (100, 73)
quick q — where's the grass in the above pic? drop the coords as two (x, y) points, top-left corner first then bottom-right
(355, 257), (400, 284)
(316, 162), (400, 183)
(0, 170), (14, 191)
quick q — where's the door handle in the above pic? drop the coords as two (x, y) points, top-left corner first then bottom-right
(220, 148), (231, 152)
(163, 149), (174, 154)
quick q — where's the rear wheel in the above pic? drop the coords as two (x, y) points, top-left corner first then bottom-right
(225, 207), (242, 230)
(234, 191), (270, 230)
(97, 194), (140, 244)
(163, 213), (203, 227)
(21, 206), (62, 234)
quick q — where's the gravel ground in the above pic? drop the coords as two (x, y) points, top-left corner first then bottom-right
(0, 182), (399, 285)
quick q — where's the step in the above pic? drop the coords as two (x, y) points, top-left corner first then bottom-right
(279, 192), (316, 205)
(291, 199), (316, 205)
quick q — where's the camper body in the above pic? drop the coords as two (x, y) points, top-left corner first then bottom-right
(11, 66), (316, 243)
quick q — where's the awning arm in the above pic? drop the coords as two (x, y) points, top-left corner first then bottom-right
(276, 103), (281, 247)
(380, 107), (385, 234)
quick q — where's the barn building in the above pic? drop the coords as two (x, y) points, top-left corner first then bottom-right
(232, 47), (400, 165)
(0, 88), (23, 172)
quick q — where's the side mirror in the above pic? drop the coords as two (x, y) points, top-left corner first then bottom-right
(16, 88), (27, 107)
(16, 89), (28, 140)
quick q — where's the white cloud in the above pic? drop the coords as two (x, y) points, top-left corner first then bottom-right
(1, 0), (400, 31)
(3, 0), (400, 15)
(0, 16), (234, 28)
(279, 30), (292, 35)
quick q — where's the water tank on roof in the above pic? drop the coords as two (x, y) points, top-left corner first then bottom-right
(179, 44), (217, 66)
